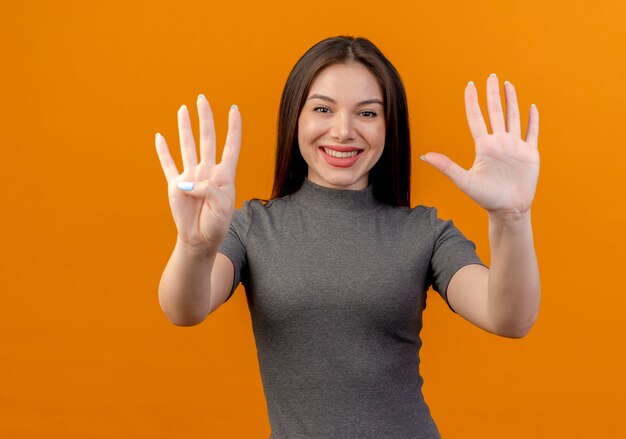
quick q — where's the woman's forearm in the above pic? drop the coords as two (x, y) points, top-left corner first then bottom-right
(158, 238), (218, 326)
(486, 210), (541, 337)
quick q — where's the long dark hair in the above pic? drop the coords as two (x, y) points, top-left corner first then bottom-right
(271, 36), (411, 207)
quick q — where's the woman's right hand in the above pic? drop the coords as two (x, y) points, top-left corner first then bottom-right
(155, 95), (242, 251)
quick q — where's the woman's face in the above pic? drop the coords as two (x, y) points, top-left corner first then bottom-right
(297, 63), (385, 190)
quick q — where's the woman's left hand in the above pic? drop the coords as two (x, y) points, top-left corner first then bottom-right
(422, 74), (539, 217)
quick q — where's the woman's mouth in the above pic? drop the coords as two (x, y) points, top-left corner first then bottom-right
(323, 147), (360, 158)
(319, 146), (364, 168)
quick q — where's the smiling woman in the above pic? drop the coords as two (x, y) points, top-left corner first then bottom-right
(155, 35), (541, 438)
(272, 36), (412, 206)
(297, 63), (386, 190)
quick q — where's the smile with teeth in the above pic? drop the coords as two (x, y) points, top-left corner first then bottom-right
(322, 147), (362, 158)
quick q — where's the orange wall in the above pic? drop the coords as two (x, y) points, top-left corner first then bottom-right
(1, 1), (625, 437)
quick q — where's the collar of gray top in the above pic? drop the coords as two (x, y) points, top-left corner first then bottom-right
(289, 177), (379, 210)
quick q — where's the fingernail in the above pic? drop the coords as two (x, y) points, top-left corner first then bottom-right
(155, 132), (161, 139)
(231, 104), (238, 110)
(531, 103), (537, 109)
(467, 81), (474, 86)
(504, 80), (510, 85)
(420, 155), (426, 161)
(177, 181), (194, 191)
(489, 73), (497, 77)
(198, 94), (205, 100)
(180, 104), (187, 111)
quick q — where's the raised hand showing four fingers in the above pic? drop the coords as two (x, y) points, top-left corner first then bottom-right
(422, 74), (540, 216)
(155, 95), (242, 249)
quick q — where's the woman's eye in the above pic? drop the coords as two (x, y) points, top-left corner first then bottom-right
(313, 106), (330, 113)
(360, 110), (377, 118)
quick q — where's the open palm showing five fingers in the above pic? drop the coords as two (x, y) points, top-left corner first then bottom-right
(155, 95), (242, 249)
(423, 74), (540, 216)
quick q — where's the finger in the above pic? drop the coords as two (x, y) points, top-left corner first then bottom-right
(464, 82), (488, 141)
(503, 81), (521, 137)
(421, 152), (470, 193)
(177, 104), (198, 171)
(197, 94), (217, 165)
(155, 133), (180, 183)
(486, 73), (505, 133)
(220, 105), (242, 177)
(525, 104), (539, 147)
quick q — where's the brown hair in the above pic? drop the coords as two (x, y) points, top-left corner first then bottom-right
(271, 36), (411, 207)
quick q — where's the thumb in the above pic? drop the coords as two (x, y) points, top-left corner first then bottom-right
(420, 152), (469, 191)
(176, 179), (221, 200)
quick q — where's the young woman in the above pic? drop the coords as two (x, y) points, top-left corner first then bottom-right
(155, 36), (540, 438)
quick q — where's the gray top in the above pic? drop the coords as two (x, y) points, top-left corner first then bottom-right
(219, 178), (484, 438)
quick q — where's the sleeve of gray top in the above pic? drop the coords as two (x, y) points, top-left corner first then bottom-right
(427, 207), (486, 313)
(217, 201), (252, 302)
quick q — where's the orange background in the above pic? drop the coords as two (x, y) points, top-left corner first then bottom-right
(2, 0), (625, 437)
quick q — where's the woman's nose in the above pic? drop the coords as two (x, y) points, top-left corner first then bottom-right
(329, 113), (356, 142)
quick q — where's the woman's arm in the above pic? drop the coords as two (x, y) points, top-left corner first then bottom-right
(158, 240), (234, 326)
(422, 74), (540, 338)
(446, 211), (540, 338)
(155, 96), (242, 325)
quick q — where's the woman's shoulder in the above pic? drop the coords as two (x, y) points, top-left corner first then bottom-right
(410, 204), (455, 226)
(411, 204), (442, 221)
(236, 194), (290, 213)
(383, 202), (439, 220)
(379, 203), (455, 238)
(230, 195), (291, 225)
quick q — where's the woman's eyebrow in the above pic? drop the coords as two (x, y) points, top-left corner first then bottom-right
(307, 94), (383, 106)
